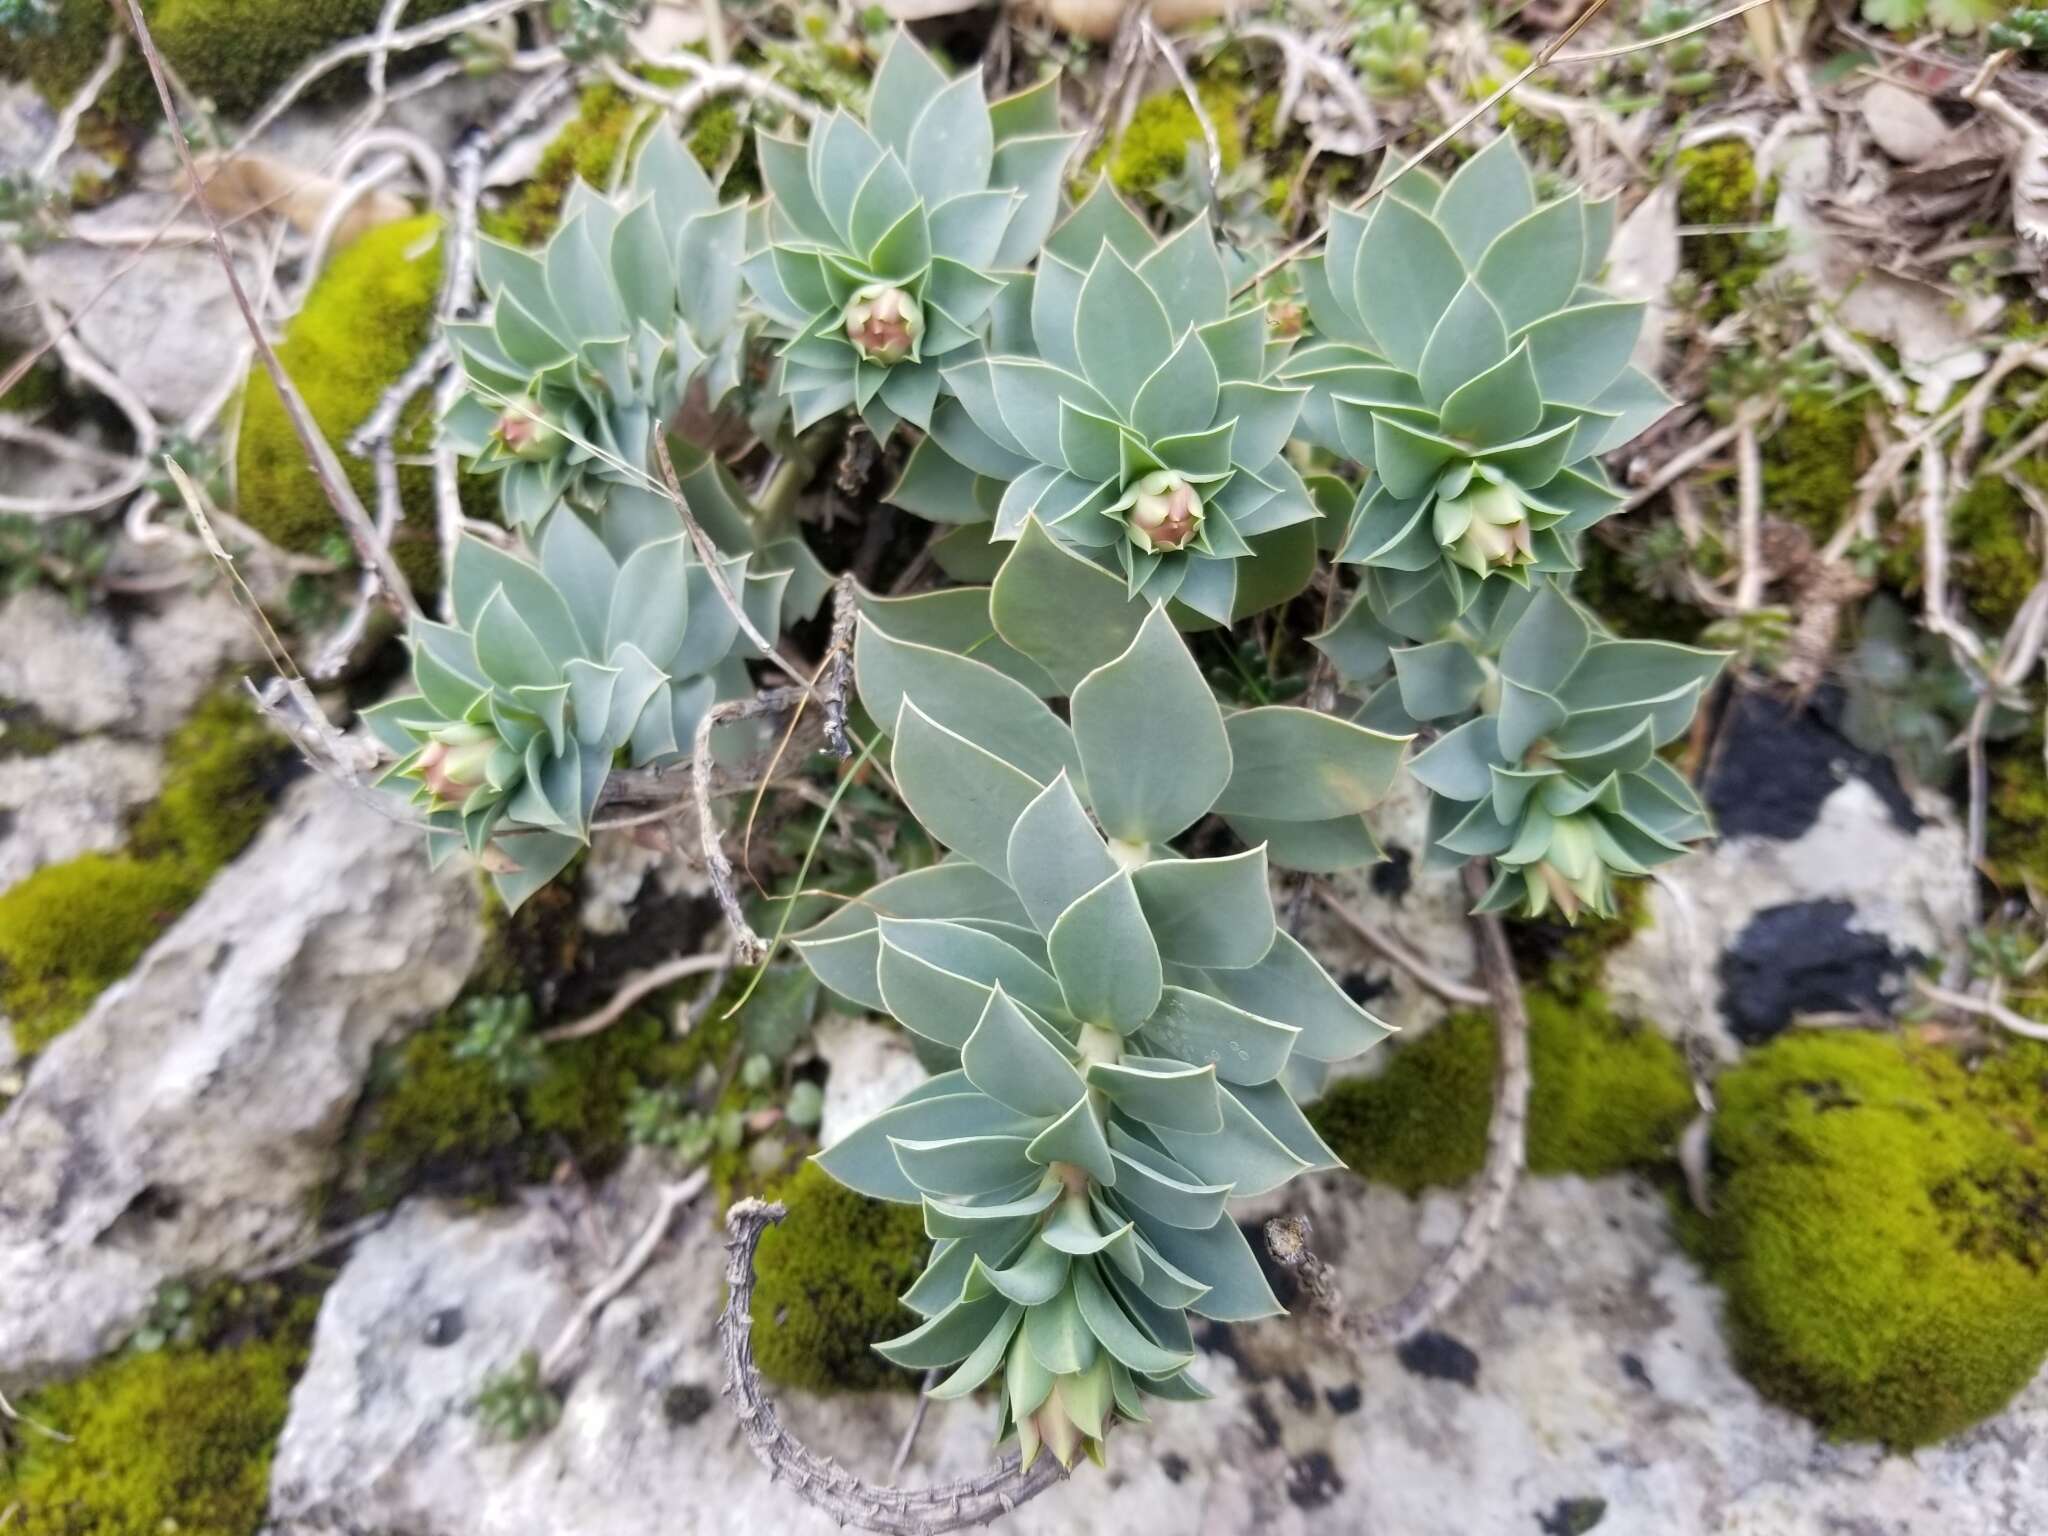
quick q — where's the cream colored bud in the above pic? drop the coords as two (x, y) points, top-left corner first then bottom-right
(843, 284), (924, 365)
(1128, 470), (1201, 551)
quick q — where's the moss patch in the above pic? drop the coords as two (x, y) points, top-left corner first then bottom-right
(748, 1160), (929, 1394)
(1094, 81), (1246, 204)
(1694, 1030), (2048, 1446)
(1887, 476), (2041, 633)
(1762, 393), (1868, 538)
(234, 214), (452, 587)
(0, 689), (288, 1054)
(1675, 142), (1772, 318)
(1308, 992), (1695, 1194)
(0, 0), (460, 126)
(0, 1285), (314, 1536)
(1987, 723), (2048, 891)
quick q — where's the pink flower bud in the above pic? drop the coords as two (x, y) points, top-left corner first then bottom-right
(414, 722), (496, 803)
(492, 398), (564, 461)
(843, 285), (924, 365)
(1127, 471), (1202, 552)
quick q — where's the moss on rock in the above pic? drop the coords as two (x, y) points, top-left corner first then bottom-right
(0, 0), (461, 128)
(234, 213), (451, 584)
(1675, 141), (1772, 317)
(1987, 723), (2048, 891)
(1694, 1029), (2048, 1447)
(0, 1332), (305, 1535)
(747, 1160), (929, 1394)
(1762, 394), (1868, 538)
(1308, 992), (1695, 1194)
(0, 689), (288, 1054)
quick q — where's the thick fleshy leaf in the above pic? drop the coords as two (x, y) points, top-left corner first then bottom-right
(892, 1135), (1037, 1197)
(963, 985), (1087, 1117)
(1137, 987), (1297, 1085)
(817, 1089), (1033, 1202)
(876, 1288), (1014, 1368)
(1069, 607), (1231, 844)
(1432, 133), (1535, 264)
(1073, 1259), (1195, 1375)
(1132, 1208), (1283, 1321)
(1515, 301), (1646, 404)
(868, 30), (950, 157)
(990, 519), (1150, 693)
(1202, 930), (1389, 1063)
(1475, 196), (1586, 330)
(1047, 870), (1163, 1034)
(1213, 707), (1407, 820)
(1027, 1095), (1117, 1185)
(906, 71), (995, 206)
(1357, 198), (1465, 371)
(1025, 1283), (1098, 1375)
(1075, 246), (1174, 411)
(1437, 342), (1544, 446)
(1418, 280), (1510, 408)
(452, 536), (582, 660)
(1008, 773), (1117, 935)
(1136, 214), (1228, 332)
(1131, 331), (1221, 443)
(1129, 848), (1274, 969)
(1086, 1058), (1222, 1134)
(892, 702), (1047, 874)
(1370, 417), (1467, 501)
(1152, 1085), (1310, 1197)
(856, 619), (1077, 784)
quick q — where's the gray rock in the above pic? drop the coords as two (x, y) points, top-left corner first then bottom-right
(21, 191), (262, 421)
(0, 735), (162, 893)
(813, 1013), (924, 1150)
(266, 1163), (2045, 1535)
(0, 585), (261, 740)
(1605, 775), (1971, 1058)
(0, 773), (483, 1382)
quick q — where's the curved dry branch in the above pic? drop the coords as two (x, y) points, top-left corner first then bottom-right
(720, 1200), (1065, 1535)
(1268, 862), (1531, 1348)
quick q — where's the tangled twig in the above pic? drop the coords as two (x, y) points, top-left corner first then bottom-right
(720, 1200), (1065, 1534)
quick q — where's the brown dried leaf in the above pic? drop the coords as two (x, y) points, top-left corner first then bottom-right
(191, 151), (411, 251)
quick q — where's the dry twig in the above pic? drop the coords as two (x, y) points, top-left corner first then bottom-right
(720, 1200), (1065, 1534)
(541, 1168), (709, 1384)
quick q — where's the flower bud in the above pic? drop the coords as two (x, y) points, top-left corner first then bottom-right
(843, 284), (923, 365)
(492, 398), (565, 461)
(1126, 470), (1202, 552)
(414, 721), (496, 803)
(1266, 298), (1305, 338)
(1439, 481), (1533, 575)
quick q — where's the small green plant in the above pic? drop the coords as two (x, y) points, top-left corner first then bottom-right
(0, 512), (112, 611)
(472, 1351), (561, 1441)
(1352, 1), (1431, 98)
(452, 993), (545, 1086)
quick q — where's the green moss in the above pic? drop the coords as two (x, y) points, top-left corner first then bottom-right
(1695, 1030), (2048, 1446)
(1676, 142), (1772, 317)
(1569, 529), (1709, 645)
(483, 80), (745, 249)
(1095, 81), (1246, 203)
(748, 1161), (930, 1394)
(1309, 991), (1694, 1193)
(0, 0), (460, 127)
(351, 997), (732, 1209)
(1762, 394), (1868, 537)
(0, 689), (287, 1053)
(0, 1334), (306, 1534)
(235, 214), (456, 584)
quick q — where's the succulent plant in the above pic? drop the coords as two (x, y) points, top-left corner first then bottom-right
(1363, 582), (1724, 920)
(906, 185), (1317, 624)
(792, 602), (1396, 1467)
(1283, 137), (1671, 635)
(362, 473), (805, 910)
(443, 121), (747, 528)
(741, 28), (1078, 437)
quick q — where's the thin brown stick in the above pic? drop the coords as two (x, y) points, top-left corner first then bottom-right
(1268, 863), (1531, 1348)
(540, 952), (732, 1043)
(720, 1200), (1065, 1534)
(541, 1168), (708, 1384)
(696, 689), (809, 964)
(1314, 883), (1489, 1007)
(122, 0), (419, 620)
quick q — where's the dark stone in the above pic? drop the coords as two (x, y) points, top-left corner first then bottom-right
(1324, 1382), (1363, 1415)
(663, 1383), (714, 1426)
(1341, 969), (1395, 1008)
(1718, 899), (1914, 1043)
(1619, 1352), (1652, 1391)
(1397, 1329), (1480, 1388)
(1194, 1319), (1263, 1382)
(1281, 1371), (1316, 1412)
(1160, 1452), (1190, 1484)
(1704, 686), (1919, 841)
(1246, 1391), (1283, 1449)
(1286, 1451), (1345, 1510)
(1371, 844), (1414, 902)
(1538, 1496), (1609, 1535)
(421, 1307), (464, 1347)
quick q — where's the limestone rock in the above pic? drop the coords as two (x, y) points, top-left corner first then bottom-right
(0, 735), (162, 892)
(813, 1013), (924, 1149)
(0, 774), (483, 1381)
(0, 585), (262, 740)
(263, 1167), (2046, 1536)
